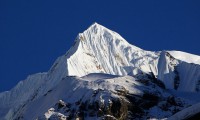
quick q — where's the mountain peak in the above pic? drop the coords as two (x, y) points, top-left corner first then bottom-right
(88, 22), (102, 29)
(90, 22), (100, 27)
(83, 22), (107, 35)
(79, 22), (140, 49)
(63, 23), (143, 77)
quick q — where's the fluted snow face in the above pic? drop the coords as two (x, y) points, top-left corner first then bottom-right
(65, 23), (160, 77)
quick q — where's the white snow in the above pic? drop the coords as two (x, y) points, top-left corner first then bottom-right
(0, 73), (47, 120)
(43, 108), (67, 120)
(168, 51), (200, 65)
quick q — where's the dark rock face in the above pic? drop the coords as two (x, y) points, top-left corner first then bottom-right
(174, 67), (180, 90)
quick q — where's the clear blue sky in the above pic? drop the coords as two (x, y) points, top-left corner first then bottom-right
(0, 0), (200, 92)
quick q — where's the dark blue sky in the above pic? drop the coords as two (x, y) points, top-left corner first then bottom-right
(0, 0), (200, 92)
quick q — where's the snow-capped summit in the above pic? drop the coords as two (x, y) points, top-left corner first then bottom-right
(0, 23), (200, 120)
(65, 22), (143, 76)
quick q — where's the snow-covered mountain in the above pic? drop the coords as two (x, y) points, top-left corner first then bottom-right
(0, 23), (200, 120)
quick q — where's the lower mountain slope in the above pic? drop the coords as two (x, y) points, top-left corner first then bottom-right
(10, 73), (194, 120)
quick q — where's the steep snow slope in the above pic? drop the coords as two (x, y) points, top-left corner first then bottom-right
(0, 23), (200, 120)
(65, 23), (158, 76)
(157, 51), (179, 89)
(0, 73), (47, 119)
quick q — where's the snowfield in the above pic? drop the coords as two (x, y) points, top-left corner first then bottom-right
(168, 51), (200, 65)
(0, 23), (200, 120)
